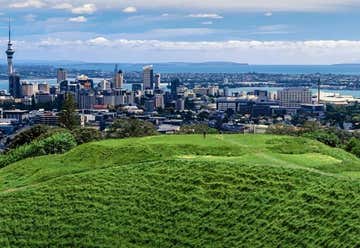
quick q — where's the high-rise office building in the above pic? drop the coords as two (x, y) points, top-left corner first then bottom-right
(154, 94), (164, 109)
(9, 75), (21, 98)
(21, 82), (35, 97)
(143, 65), (154, 90)
(176, 98), (185, 112)
(277, 88), (312, 108)
(171, 78), (181, 99)
(38, 83), (50, 93)
(114, 70), (124, 89)
(155, 73), (161, 90)
(57, 68), (67, 84)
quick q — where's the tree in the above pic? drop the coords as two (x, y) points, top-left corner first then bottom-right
(107, 118), (158, 139)
(303, 130), (341, 147)
(58, 93), (79, 130)
(71, 128), (102, 145)
(0, 132), (77, 168)
(6, 125), (50, 149)
(198, 111), (210, 121)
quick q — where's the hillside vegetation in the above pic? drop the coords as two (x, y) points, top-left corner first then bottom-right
(0, 134), (359, 247)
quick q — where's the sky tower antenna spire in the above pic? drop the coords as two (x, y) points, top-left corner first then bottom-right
(8, 17), (11, 44)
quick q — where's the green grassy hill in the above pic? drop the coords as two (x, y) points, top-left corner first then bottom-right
(0, 134), (359, 247)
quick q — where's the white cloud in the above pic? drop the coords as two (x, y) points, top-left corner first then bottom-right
(188, 13), (223, 19)
(264, 12), (273, 16)
(11, 35), (360, 64)
(122, 6), (137, 13)
(202, 21), (213, 25)
(71, 3), (96, 14)
(68, 16), (87, 22)
(87, 36), (110, 45)
(9, 0), (45, 8)
(52, 3), (73, 9)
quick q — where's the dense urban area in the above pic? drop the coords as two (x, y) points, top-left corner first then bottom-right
(2, 5), (360, 247)
(1, 22), (360, 158)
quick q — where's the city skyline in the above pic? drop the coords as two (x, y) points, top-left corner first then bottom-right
(2, 1), (360, 64)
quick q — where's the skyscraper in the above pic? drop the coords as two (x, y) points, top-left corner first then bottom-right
(171, 78), (181, 99)
(114, 70), (124, 89)
(143, 65), (154, 90)
(155, 73), (161, 90)
(57, 68), (67, 84)
(9, 75), (21, 98)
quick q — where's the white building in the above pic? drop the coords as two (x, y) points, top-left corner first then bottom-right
(277, 88), (312, 108)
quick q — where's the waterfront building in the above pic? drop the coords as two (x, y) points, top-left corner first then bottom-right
(57, 68), (67, 84)
(277, 88), (312, 108)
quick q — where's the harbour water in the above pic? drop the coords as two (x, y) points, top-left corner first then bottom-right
(1, 78), (359, 98)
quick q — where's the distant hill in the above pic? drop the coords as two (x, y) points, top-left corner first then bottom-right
(0, 134), (359, 247)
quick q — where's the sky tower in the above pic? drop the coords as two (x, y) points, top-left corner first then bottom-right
(6, 18), (15, 76)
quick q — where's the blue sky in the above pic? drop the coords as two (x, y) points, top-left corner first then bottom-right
(2, 0), (360, 64)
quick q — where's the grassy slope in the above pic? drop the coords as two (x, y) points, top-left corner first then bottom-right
(0, 134), (359, 247)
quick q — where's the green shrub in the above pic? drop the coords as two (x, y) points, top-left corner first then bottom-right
(345, 137), (360, 157)
(71, 128), (102, 145)
(107, 118), (158, 139)
(303, 130), (341, 147)
(38, 132), (77, 154)
(6, 125), (50, 149)
(0, 132), (77, 168)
